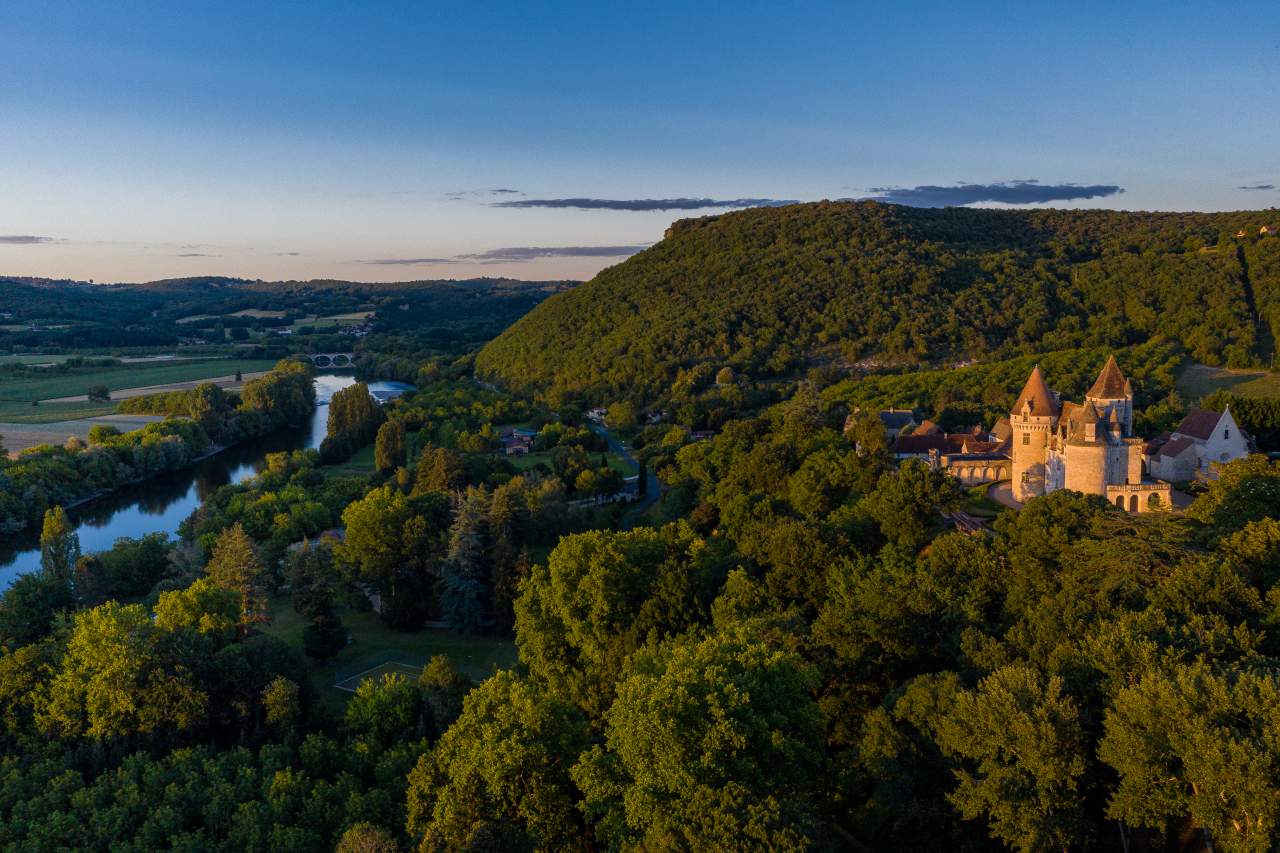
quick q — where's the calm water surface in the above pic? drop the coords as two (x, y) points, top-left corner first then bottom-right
(0, 376), (412, 586)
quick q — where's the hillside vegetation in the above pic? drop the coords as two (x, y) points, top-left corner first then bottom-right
(476, 201), (1280, 404)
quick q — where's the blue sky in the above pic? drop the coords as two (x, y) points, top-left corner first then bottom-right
(1, 1), (1277, 282)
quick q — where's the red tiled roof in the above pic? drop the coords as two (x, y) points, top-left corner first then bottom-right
(894, 434), (949, 454)
(1087, 355), (1129, 399)
(1175, 408), (1222, 442)
(1158, 435), (1197, 459)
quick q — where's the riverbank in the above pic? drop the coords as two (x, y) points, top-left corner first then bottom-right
(0, 376), (412, 585)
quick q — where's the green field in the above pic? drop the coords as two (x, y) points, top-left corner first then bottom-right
(0, 358), (276, 403)
(0, 353), (75, 365)
(0, 400), (118, 424)
(290, 312), (372, 331)
(261, 595), (516, 713)
(1176, 363), (1280, 401)
(509, 449), (634, 475)
(323, 444), (377, 477)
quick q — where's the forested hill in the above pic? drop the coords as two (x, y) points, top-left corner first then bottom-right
(475, 201), (1280, 404)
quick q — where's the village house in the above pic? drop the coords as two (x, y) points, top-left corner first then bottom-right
(844, 408), (917, 441)
(499, 427), (537, 456)
(1145, 406), (1251, 482)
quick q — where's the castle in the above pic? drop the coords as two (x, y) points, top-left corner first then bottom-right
(1010, 356), (1173, 512)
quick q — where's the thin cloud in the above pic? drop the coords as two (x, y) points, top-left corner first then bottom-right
(358, 257), (458, 266)
(490, 188), (522, 194)
(0, 235), (55, 245)
(863, 180), (1124, 207)
(356, 244), (649, 266)
(456, 244), (649, 262)
(175, 252), (218, 258)
(1239, 183), (1276, 191)
(492, 197), (797, 211)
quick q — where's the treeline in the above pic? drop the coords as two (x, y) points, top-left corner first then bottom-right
(0, 360), (315, 533)
(476, 201), (1280, 406)
(1203, 389), (1280, 451)
(819, 338), (1186, 433)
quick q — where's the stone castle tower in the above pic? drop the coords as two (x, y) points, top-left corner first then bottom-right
(1009, 365), (1058, 501)
(1010, 356), (1169, 510)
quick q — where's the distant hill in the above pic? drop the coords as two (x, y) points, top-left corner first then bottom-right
(0, 277), (575, 351)
(476, 201), (1280, 404)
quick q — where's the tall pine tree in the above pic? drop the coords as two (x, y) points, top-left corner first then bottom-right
(206, 522), (269, 631)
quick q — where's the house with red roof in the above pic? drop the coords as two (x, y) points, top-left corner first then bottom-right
(1146, 406), (1250, 481)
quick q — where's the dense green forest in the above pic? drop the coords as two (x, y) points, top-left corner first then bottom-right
(477, 202), (1280, 405)
(2, 367), (1280, 850)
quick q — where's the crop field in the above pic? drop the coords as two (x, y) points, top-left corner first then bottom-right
(290, 312), (373, 330)
(1176, 363), (1280, 400)
(0, 354), (75, 365)
(0, 358), (276, 404)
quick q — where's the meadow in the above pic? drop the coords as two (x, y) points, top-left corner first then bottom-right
(261, 594), (517, 714)
(0, 357), (276, 405)
(1175, 362), (1280, 400)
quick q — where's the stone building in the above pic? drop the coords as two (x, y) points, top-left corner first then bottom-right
(1145, 406), (1251, 482)
(1010, 356), (1171, 512)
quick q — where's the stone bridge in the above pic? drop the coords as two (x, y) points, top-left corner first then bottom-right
(308, 353), (354, 368)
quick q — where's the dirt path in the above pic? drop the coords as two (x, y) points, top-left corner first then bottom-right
(45, 371), (270, 403)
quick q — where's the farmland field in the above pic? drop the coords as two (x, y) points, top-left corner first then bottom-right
(0, 354), (76, 365)
(1176, 363), (1280, 400)
(0, 358), (276, 404)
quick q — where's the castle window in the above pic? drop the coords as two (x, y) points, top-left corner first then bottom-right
(1022, 434), (1029, 445)
(1224, 429), (1229, 440)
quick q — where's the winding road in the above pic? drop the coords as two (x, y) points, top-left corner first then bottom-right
(589, 423), (663, 524)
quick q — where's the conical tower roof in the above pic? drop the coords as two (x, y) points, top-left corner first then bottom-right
(1079, 400), (1100, 424)
(1087, 355), (1129, 399)
(1012, 365), (1059, 416)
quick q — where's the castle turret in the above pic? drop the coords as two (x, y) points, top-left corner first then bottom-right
(1063, 400), (1108, 495)
(1010, 365), (1059, 501)
(1085, 355), (1133, 435)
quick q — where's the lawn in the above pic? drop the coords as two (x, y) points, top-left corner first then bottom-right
(509, 449), (635, 475)
(261, 595), (517, 714)
(961, 484), (1006, 519)
(0, 357), (276, 403)
(323, 444), (377, 477)
(1176, 363), (1280, 401)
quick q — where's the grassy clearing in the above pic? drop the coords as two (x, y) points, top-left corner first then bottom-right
(261, 595), (517, 714)
(1176, 363), (1280, 401)
(508, 449), (634, 475)
(0, 358), (276, 403)
(323, 444), (377, 478)
(961, 484), (1006, 519)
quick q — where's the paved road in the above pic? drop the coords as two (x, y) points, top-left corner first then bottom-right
(589, 423), (662, 523)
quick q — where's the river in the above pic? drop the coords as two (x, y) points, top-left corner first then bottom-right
(0, 375), (413, 587)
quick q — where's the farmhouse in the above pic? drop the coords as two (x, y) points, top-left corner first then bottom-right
(1145, 406), (1251, 482)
